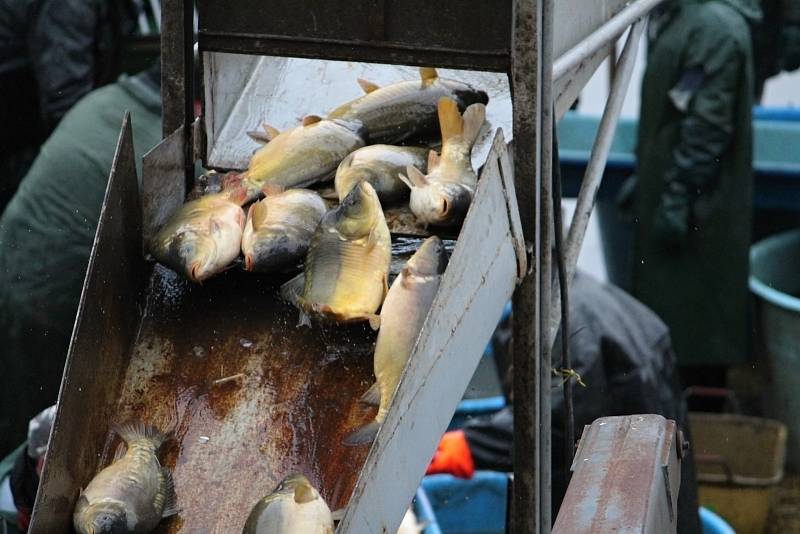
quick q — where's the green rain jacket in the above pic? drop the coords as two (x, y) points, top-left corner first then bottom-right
(632, 0), (760, 366)
(0, 72), (162, 456)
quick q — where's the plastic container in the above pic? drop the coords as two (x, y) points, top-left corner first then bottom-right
(699, 507), (736, 534)
(689, 412), (787, 534)
(421, 472), (509, 534)
(414, 486), (443, 534)
(750, 229), (800, 470)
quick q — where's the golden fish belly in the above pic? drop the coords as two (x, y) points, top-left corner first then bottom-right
(374, 274), (440, 421)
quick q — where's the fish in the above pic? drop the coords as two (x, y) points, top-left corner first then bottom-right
(73, 423), (177, 534)
(150, 178), (246, 283)
(327, 67), (489, 144)
(242, 474), (333, 534)
(345, 236), (447, 445)
(241, 189), (327, 273)
(242, 116), (365, 202)
(401, 97), (486, 227)
(280, 181), (391, 325)
(334, 145), (429, 205)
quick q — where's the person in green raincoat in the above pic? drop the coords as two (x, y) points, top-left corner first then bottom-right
(0, 64), (162, 457)
(629, 0), (761, 368)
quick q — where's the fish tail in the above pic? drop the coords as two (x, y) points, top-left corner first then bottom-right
(359, 382), (381, 406)
(343, 420), (380, 446)
(112, 421), (168, 449)
(160, 468), (180, 518)
(437, 97), (463, 144)
(461, 102), (486, 148)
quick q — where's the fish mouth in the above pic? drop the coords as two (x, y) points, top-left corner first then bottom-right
(244, 254), (254, 272)
(189, 262), (203, 283)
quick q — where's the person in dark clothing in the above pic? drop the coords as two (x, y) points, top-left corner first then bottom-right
(0, 0), (139, 211)
(627, 0), (760, 369)
(0, 64), (162, 457)
(427, 272), (701, 533)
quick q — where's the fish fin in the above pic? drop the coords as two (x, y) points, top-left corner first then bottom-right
(208, 217), (222, 236)
(357, 78), (381, 93)
(280, 273), (305, 305)
(321, 189), (340, 200)
(427, 149), (440, 170)
(359, 382), (381, 406)
(112, 422), (168, 448)
(160, 468), (180, 518)
(302, 114), (323, 126)
(367, 313), (381, 331)
(438, 97), (463, 144)
(331, 508), (347, 522)
(461, 102), (487, 147)
(263, 122), (281, 140)
(260, 183), (285, 197)
(366, 225), (380, 251)
(397, 172), (414, 190)
(297, 310), (312, 328)
(249, 199), (269, 228)
(246, 129), (270, 144)
(420, 67), (439, 86)
(294, 482), (316, 504)
(404, 165), (429, 188)
(343, 420), (380, 446)
(400, 267), (417, 289)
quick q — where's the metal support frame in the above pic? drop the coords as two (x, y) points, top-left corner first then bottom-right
(153, 1), (665, 533)
(548, 17), (647, 348)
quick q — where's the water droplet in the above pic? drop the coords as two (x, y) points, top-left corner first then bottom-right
(198, 436), (210, 444)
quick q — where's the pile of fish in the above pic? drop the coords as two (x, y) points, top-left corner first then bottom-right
(79, 68), (489, 533)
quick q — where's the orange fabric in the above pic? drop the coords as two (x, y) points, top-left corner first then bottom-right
(426, 430), (475, 479)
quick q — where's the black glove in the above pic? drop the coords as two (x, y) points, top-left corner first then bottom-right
(653, 180), (691, 251)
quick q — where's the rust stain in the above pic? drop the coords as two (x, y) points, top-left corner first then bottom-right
(99, 265), (378, 533)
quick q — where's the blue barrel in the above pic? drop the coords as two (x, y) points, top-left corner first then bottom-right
(700, 507), (736, 534)
(750, 229), (800, 470)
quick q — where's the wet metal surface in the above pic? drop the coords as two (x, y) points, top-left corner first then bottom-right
(108, 265), (377, 533)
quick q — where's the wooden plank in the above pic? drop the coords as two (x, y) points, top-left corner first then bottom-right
(30, 115), (149, 533)
(339, 132), (523, 533)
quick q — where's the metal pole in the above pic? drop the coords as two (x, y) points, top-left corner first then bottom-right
(510, 0), (542, 531)
(539, 0), (555, 530)
(547, 18), (646, 347)
(553, 0), (660, 80)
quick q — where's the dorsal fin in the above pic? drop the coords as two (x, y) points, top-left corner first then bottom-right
(294, 483), (315, 504)
(357, 78), (381, 93)
(400, 165), (429, 189)
(302, 115), (323, 126)
(437, 97), (463, 144)
(249, 199), (269, 228)
(427, 149), (440, 170)
(420, 67), (438, 86)
(246, 122), (280, 144)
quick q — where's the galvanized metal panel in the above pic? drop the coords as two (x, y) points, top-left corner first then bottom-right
(552, 415), (682, 534)
(30, 115), (149, 533)
(339, 131), (524, 533)
(141, 126), (187, 250)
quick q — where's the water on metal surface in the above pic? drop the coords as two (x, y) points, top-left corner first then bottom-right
(100, 265), (375, 533)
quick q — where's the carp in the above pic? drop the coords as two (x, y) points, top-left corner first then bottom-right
(73, 423), (177, 534)
(345, 236), (447, 445)
(327, 67), (488, 144)
(401, 97), (485, 227)
(150, 181), (246, 283)
(242, 116), (364, 202)
(241, 189), (327, 273)
(242, 474), (333, 534)
(334, 144), (428, 205)
(281, 181), (391, 325)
